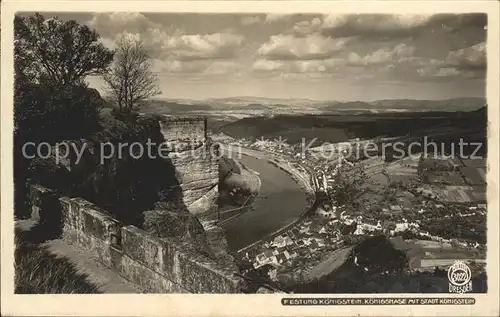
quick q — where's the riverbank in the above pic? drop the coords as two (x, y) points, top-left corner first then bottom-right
(238, 160), (262, 194)
(218, 157), (262, 224)
(233, 151), (318, 254)
(220, 154), (309, 251)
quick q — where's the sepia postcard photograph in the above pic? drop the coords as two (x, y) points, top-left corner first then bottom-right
(1, 1), (499, 316)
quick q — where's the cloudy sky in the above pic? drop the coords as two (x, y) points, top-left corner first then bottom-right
(52, 12), (486, 101)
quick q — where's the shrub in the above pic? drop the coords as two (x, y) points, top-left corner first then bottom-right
(15, 83), (102, 144)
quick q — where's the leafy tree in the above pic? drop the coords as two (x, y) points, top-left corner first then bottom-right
(328, 163), (368, 208)
(13, 13), (113, 218)
(14, 13), (114, 142)
(14, 13), (114, 86)
(103, 35), (161, 114)
(353, 235), (408, 273)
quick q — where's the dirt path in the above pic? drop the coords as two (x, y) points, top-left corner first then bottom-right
(41, 240), (142, 293)
(15, 220), (141, 293)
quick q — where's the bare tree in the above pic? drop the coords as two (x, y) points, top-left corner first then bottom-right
(103, 36), (161, 114)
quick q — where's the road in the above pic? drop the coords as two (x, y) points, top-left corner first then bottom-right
(219, 147), (308, 251)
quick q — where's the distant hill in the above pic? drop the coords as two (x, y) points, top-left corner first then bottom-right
(322, 101), (371, 111)
(242, 103), (271, 110)
(221, 115), (350, 144)
(321, 98), (486, 112)
(370, 98), (486, 111)
(220, 106), (487, 145)
(140, 97), (486, 114)
(206, 96), (321, 107)
(140, 100), (213, 114)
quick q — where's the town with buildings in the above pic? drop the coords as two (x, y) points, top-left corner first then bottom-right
(221, 135), (487, 284)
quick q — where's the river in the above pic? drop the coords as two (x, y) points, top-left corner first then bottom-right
(220, 154), (308, 251)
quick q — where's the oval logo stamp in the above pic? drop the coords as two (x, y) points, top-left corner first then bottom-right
(448, 261), (473, 293)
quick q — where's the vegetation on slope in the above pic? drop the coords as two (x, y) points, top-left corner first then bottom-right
(220, 108), (487, 145)
(286, 235), (487, 293)
(14, 13), (114, 220)
(219, 156), (260, 208)
(14, 13), (176, 226)
(15, 230), (100, 294)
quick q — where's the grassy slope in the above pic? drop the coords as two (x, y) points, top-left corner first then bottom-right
(14, 232), (100, 294)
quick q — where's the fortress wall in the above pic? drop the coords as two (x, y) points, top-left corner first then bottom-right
(27, 184), (246, 294)
(47, 114), (219, 222)
(159, 116), (206, 142)
(22, 115), (282, 293)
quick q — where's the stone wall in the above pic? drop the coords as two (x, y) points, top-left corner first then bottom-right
(22, 116), (283, 293)
(159, 116), (206, 142)
(27, 184), (263, 293)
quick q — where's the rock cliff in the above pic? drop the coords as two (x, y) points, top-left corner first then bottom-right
(157, 116), (220, 221)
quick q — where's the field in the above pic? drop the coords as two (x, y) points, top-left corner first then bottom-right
(386, 163), (418, 175)
(424, 171), (467, 185)
(460, 166), (486, 185)
(435, 185), (486, 203)
(386, 160), (418, 185)
(417, 243), (486, 268)
(461, 158), (487, 169)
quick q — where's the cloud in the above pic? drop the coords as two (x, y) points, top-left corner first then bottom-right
(322, 14), (432, 37)
(434, 68), (462, 77)
(241, 16), (262, 25)
(319, 14), (440, 40)
(153, 59), (208, 73)
(347, 43), (415, 66)
(204, 61), (243, 75)
(153, 59), (242, 75)
(97, 37), (117, 50)
(291, 17), (323, 35)
(286, 13), (487, 40)
(86, 13), (244, 64)
(416, 65), (465, 78)
(265, 14), (291, 23)
(252, 39), (480, 83)
(87, 12), (158, 38)
(252, 58), (345, 74)
(252, 59), (285, 72)
(445, 41), (486, 70)
(432, 13), (487, 32)
(257, 34), (350, 60)
(82, 12), (486, 87)
(413, 42), (486, 80)
(163, 32), (244, 61)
